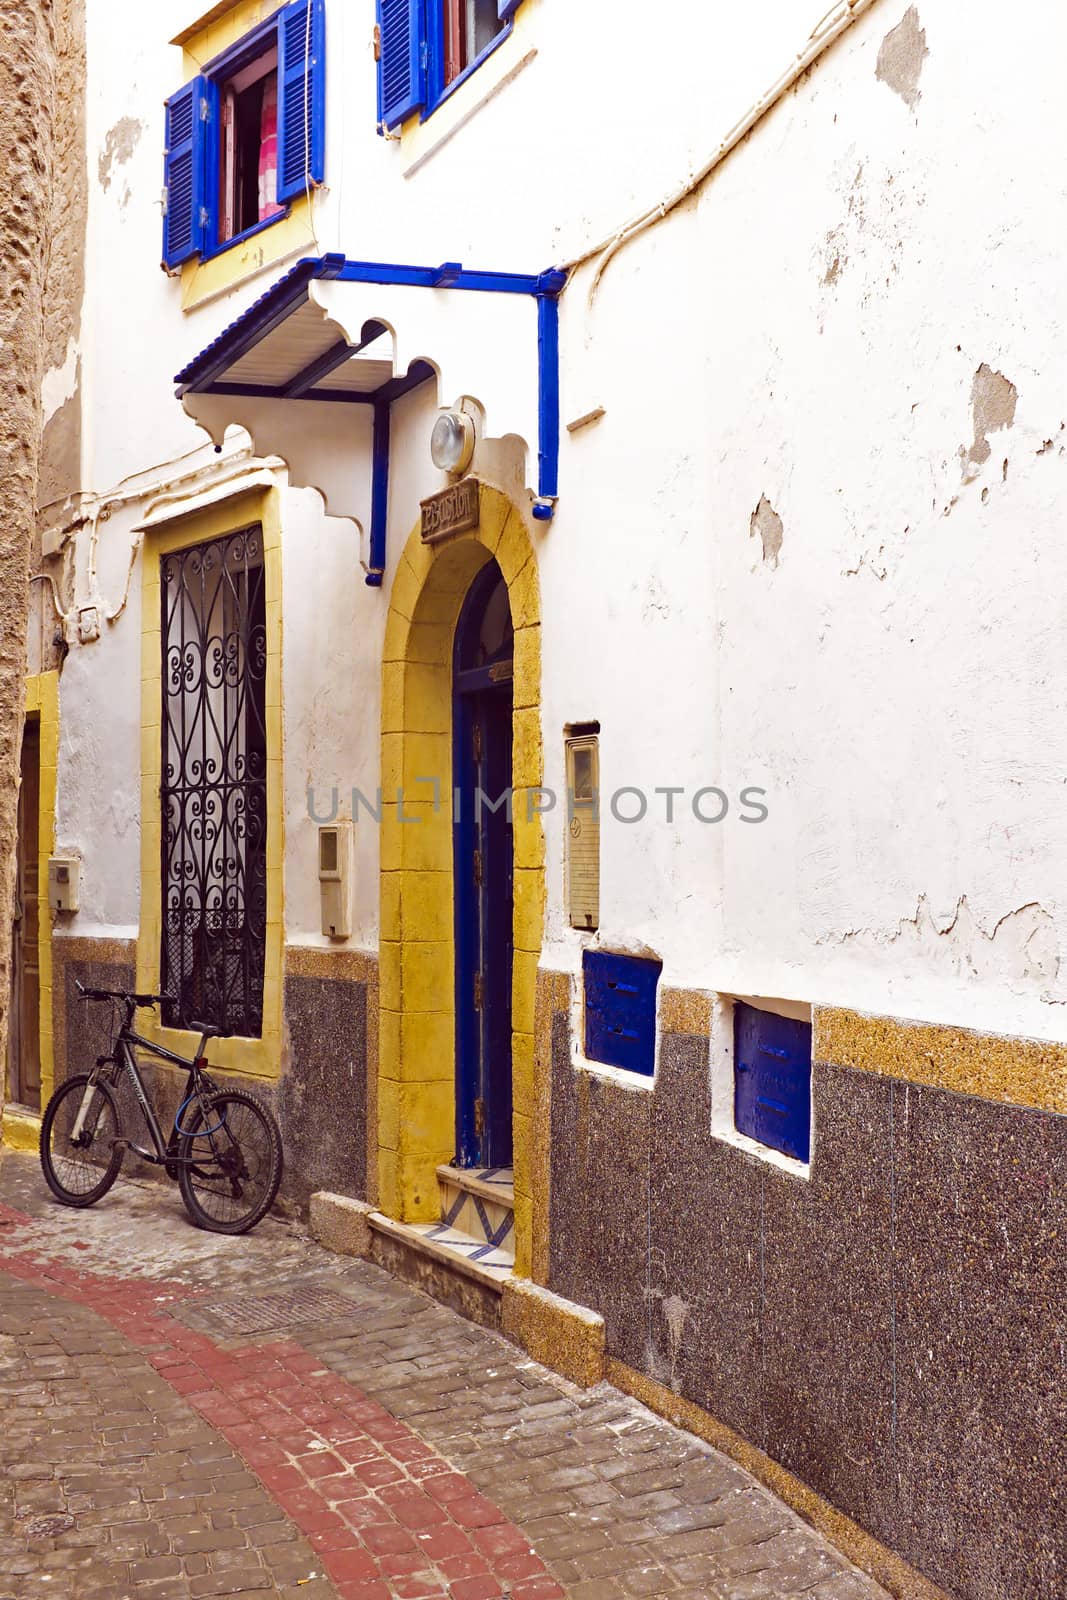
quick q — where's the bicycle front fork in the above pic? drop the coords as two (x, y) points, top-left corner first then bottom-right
(69, 1082), (99, 1143)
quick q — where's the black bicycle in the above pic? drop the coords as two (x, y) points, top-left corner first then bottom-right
(39, 982), (283, 1234)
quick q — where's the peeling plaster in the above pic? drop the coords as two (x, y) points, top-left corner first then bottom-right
(750, 495), (783, 569)
(822, 227), (846, 286)
(843, 544), (888, 581)
(660, 1295), (689, 1394)
(97, 116), (144, 192)
(1036, 423), (1065, 457)
(876, 7), (929, 110)
(965, 363), (1018, 470)
(41, 338), (80, 425)
(819, 156), (911, 313)
(824, 896), (1059, 992)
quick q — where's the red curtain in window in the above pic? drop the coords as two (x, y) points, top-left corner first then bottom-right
(259, 77), (283, 222)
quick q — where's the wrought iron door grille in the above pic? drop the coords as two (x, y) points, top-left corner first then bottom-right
(160, 527), (267, 1038)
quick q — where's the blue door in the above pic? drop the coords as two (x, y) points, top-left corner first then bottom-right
(453, 562), (514, 1168)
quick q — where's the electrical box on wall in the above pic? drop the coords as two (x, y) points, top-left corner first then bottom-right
(48, 856), (81, 914)
(318, 824), (353, 940)
(565, 727), (600, 931)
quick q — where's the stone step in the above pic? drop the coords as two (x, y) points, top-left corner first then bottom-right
(436, 1164), (515, 1263)
(366, 1210), (508, 1330)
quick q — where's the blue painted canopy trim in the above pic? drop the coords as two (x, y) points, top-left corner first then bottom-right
(173, 254), (565, 395)
(173, 254), (567, 576)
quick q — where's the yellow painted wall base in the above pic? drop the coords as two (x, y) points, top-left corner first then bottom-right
(2, 1107), (41, 1154)
(605, 1359), (950, 1600)
(501, 1277), (604, 1389)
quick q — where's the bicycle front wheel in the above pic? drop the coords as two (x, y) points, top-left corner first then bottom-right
(176, 1090), (283, 1234)
(40, 1073), (124, 1207)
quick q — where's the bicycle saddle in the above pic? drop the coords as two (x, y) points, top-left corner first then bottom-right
(187, 1020), (222, 1040)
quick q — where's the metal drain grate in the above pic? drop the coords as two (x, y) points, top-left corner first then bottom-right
(22, 1515), (76, 1539)
(183, 1282), (360, 1336)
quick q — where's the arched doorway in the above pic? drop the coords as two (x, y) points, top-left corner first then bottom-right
(452, 561), (514, 1168)
(378, 483), (545, 1279)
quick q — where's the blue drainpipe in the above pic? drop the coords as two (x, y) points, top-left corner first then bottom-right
(366, 399), (390, 589)
(360, 261), (567, 584)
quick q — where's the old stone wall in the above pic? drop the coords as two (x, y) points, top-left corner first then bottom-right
(33, 0), (87, 683)
(0, 0), (61, 1075)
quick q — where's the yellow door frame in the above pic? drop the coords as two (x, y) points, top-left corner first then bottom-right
(379, 484), (544, 1277)
(2, 672), (60, 1149)
(137, 487), (285, 1079)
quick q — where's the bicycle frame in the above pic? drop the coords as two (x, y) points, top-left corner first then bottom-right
(83, 1025), (219, 1171)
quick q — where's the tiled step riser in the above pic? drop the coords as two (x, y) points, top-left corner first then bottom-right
(439, 1183), (514, 1257)
(434, 1165), (516, 1267)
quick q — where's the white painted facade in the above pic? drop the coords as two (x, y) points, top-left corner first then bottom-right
(42, 0), (1067, 1046)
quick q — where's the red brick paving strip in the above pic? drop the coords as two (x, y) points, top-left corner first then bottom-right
(0, 1200), (564, 1600)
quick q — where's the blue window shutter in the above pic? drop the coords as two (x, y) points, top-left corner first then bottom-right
(498, 0), (521, 19)
(583, 951), (662, 1078)
(378, 0), (426, 130)
(277, 0), (326, 205)
(162, 77), (207, 268)
(734, 1003), (812, 1162)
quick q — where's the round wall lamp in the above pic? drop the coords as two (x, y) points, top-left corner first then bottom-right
(430, 409), (476, 476)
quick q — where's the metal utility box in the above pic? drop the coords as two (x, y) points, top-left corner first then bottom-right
(318, 823), (353, 940)
(48, 856), (81, 914)
(565, 731), (600, 932)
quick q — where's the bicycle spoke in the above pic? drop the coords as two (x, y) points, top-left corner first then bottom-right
(181, 1098), (276, 1227)
(42, 1079), (121, 1202)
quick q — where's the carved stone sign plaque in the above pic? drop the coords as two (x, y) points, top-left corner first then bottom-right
(421, 477), (479, 543)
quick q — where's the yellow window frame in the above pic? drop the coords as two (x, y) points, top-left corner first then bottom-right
(137, 485), (284, 1079)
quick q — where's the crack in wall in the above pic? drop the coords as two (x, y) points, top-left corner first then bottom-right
(818, 895), (1060, 993)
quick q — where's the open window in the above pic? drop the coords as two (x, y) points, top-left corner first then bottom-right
(162, 0), (325, 269)
(378, 0), (523, 130)
(442, 0), (507, 88)
(218, 46), (283, 246)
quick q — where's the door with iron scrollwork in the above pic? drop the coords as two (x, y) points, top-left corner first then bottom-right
(160, 526), (268, 1038)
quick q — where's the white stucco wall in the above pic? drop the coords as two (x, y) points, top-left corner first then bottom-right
(51, 0), (1067, 1045)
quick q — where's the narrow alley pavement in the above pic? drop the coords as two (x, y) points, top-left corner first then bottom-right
(0, 1152), (889, 1600)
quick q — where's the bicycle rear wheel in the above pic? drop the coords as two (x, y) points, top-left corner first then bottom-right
(40, 1073), (124, 1207)
(176, 1090), (283, 1234)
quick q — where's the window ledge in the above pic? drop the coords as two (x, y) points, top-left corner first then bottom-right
(201, 208), (291, 265)
(709, 994), (813, 1181)
(180, 193), (317, 313)
(401, 45), (538, 179)
(571, 1051), (657, 1093)
(710, 1121), (812, 1181)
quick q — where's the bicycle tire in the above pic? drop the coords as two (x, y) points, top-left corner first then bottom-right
(40, 1073), (125, 1207)
(176, 1089), (283, 1235)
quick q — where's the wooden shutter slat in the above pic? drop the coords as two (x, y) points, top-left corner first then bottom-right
(277, 0), (326, 205)
(162, 77), (207, 268)
(378, 0), (426, 130)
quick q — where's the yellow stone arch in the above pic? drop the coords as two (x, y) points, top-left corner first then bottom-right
(378, 484), (544, 1278)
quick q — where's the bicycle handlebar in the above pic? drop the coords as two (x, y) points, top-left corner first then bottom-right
(74, 979), (174, 1009)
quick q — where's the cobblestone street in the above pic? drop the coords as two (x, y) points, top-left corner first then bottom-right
(0, 1152), (889, 1600)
